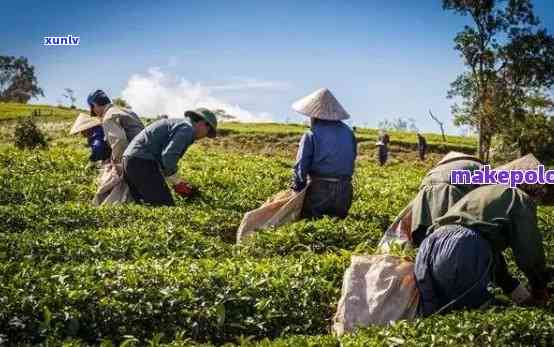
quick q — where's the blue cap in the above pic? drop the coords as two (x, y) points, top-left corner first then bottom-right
(87, 90), (110, 107)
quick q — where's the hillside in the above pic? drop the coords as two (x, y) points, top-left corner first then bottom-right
(0, 102), (86, 121)
(1, 103), (551, 346)
(0, 102), (478, 158)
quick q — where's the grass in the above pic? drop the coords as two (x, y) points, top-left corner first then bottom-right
(0, 102), (85, 121)
(0, 103), (552, 346)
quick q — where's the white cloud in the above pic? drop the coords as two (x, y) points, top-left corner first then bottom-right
(120, 67), (277, 122)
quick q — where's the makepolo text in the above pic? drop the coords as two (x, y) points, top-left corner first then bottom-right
(451, 165), (554, 188)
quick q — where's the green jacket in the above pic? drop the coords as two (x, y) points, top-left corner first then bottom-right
(430, 184), (548, 290)
(411, 159), (482, 243)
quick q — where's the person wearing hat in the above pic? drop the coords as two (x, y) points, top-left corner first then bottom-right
(69, 113), (111, 164)
(87, 89), (144, 164)
(290, 88), (357, 219)
(410, 151), (484, 246)
(414, 154), (552, 317)
(417, 133), (427, 161)
(122, 108), (217, 206)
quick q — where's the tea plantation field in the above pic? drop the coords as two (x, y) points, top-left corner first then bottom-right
(0, 107), (553, 346)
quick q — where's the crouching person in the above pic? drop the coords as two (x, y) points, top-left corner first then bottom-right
(410, 151), (484, 246)
(290, 88), (357, 219)
(414, 155), (552, 317)
(87, 89), (145, 165)
(69, 113), (111, 165)
(122, 108), (217, 206)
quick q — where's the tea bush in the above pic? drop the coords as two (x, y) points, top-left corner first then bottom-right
(0, 116), (552, 346)
(13, 117), (48, 150)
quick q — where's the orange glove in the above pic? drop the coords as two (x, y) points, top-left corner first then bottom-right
(173, 181), (194, 197)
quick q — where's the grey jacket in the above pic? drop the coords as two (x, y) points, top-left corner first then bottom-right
(123, 118), (195, 179)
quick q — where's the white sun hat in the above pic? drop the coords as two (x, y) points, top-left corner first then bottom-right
(437, 151), (483, 166)
(69, 113), (102, 135)
(292, 88), (350, 121)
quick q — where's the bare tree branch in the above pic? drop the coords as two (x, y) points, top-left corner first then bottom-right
(429, 109), (447, 142)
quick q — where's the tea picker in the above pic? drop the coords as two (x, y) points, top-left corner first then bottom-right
(87, 89), (145, 165)
(290, 88), (357, 219)
(410, 151), (484, 246)
(417, 133), (427, 161)
(69, 113), (111, 167)
(122, 108), (218, 206)
(415, 154), (553, 316)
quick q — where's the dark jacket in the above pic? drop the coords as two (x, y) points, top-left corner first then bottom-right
(88, 126), (111, 162)
(430, 184), (549, 290)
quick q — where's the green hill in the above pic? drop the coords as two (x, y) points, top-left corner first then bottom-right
(0, 102), (86, 121)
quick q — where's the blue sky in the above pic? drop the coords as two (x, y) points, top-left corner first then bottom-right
(2, 0), (553, 134)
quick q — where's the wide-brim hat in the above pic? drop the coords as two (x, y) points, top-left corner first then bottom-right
(292, 88), (350, 121)
(437, 151), (483, 166)
(69, 113), (102, 135)
(185, 108), (218, 138)
(496, 153), (541, 171)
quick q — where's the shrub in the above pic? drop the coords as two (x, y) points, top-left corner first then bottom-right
(13, 116), (48, 149)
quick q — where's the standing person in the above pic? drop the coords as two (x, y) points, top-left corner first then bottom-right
(376, 140), (388, 166)
(414, 154), (552, 317)
(417, 133), (427, 161)
(410, 151), (484, 245)
(376, 130), (389, 166)
(379, 129), (390, 147)
(122, 108), (218, 206)
(69, 113), (111, 165)
(290, 88), (357, 219)
(87, 90), (145, 165)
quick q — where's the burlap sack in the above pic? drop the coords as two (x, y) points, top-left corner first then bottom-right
(332, 254), (420, 336)
(92, 164), (133, 206)
(236, 187), (307, 244)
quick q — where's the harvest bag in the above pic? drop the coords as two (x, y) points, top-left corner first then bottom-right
(236, 187), (307, 244)
(93, 164), (133, 206)
(377, 200), (415, 252)
(332, 254), (419, 336)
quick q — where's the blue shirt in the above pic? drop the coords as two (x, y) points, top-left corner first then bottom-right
(292, 120), (357, 191)
(88, 126), (110, 162)
(123, 118), (195, 177)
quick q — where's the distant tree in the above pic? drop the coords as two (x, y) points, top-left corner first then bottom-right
(63, 88), (76, 109)
(113, 97), (131, 109)
(378, 117), (417, 132)
(443, 0), (554, 161)
(0, 56), (44, 103)
(213, 109), (236, 121)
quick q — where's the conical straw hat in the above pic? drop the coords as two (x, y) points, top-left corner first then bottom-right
(292, 88), (350, 120)
(437, 151), (483, 166)
(70, 113), (102, 135)
(496, 153), (541, 171)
